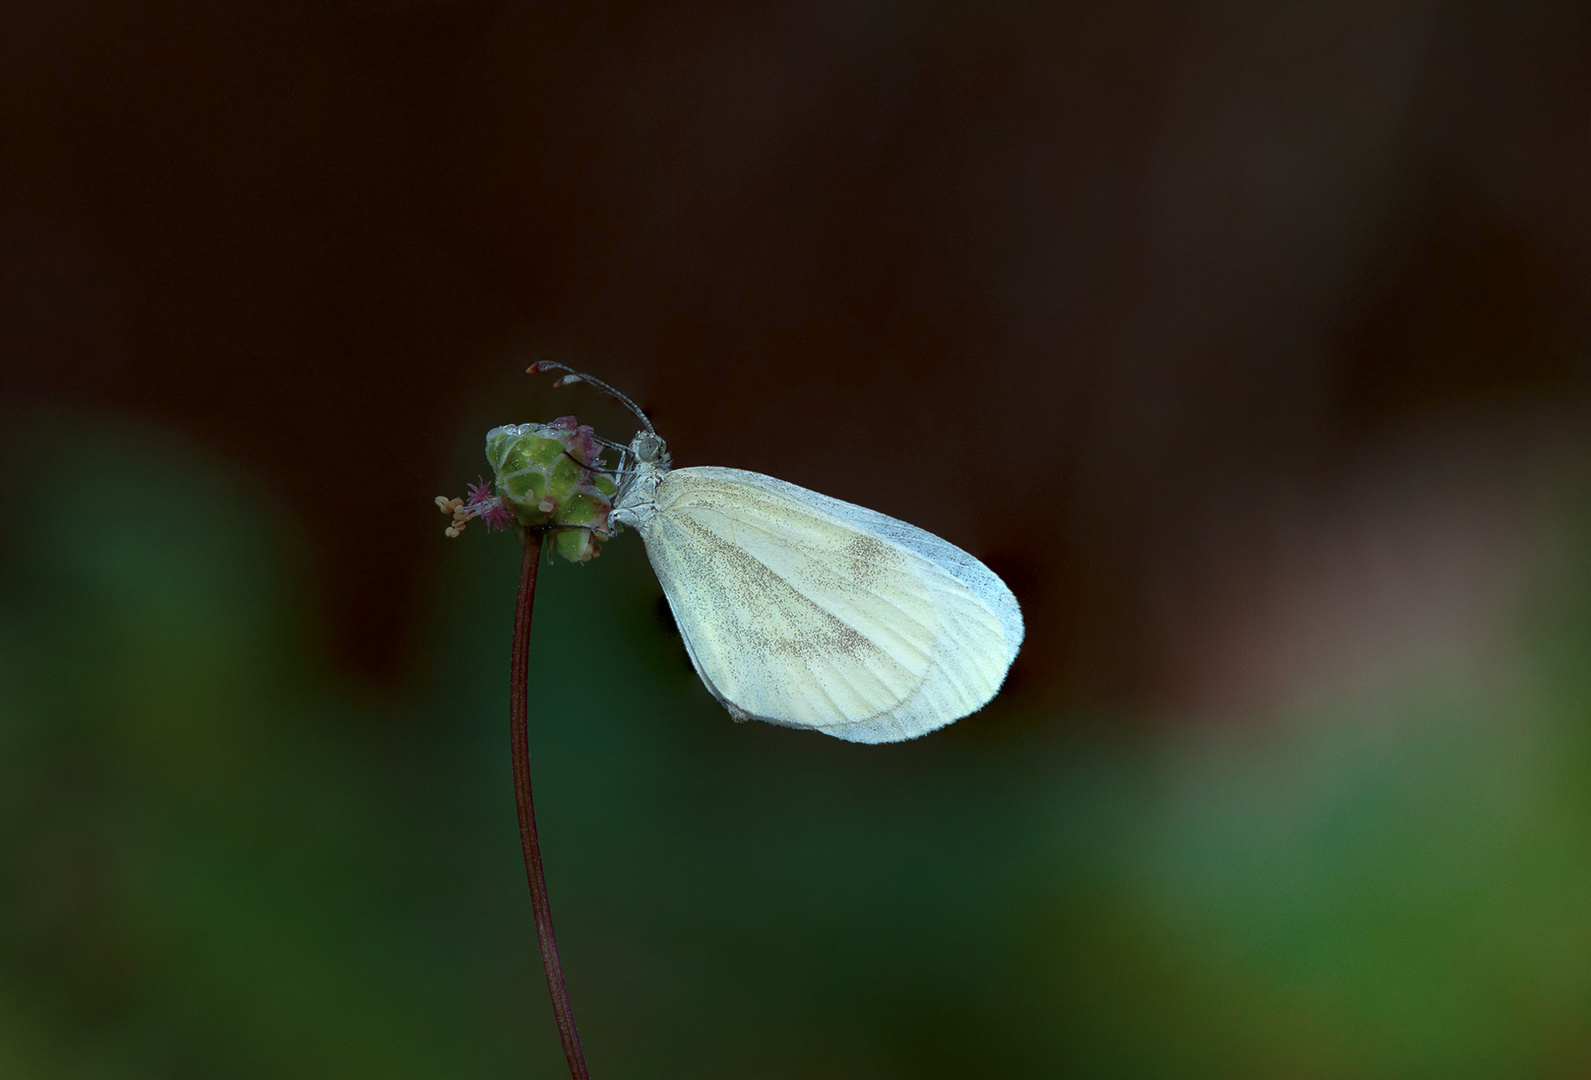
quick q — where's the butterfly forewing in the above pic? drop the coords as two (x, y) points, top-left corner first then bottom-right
(639, 467), (1022, 742)
(647, 477), (937, 726)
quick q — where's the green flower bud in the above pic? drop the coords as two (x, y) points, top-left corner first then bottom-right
(482, 416), (617, 562)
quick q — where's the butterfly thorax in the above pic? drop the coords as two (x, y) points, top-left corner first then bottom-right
(611, 430), (671, 532)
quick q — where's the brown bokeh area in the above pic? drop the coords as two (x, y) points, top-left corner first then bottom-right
(5, 1), (1589, 701)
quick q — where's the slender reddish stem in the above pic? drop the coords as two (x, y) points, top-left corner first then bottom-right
(510, 530), (592, 1079)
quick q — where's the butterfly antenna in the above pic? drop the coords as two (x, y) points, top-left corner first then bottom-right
(528, 361), (655, 436)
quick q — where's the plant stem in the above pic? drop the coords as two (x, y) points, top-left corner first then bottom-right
(510, 529), (592, 1080)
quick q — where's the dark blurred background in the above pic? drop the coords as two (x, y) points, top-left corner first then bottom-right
(4, 1), (1591, 1076)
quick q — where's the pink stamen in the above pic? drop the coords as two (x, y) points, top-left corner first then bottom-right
(463, 478), (515, 532)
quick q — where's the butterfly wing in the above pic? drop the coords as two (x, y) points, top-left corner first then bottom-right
(637, 467), (1023, 743)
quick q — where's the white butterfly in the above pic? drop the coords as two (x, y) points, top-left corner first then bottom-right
(538, 364), (1024, 744)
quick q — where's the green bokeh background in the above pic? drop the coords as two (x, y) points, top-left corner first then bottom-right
(4, 412), (1590, 1078)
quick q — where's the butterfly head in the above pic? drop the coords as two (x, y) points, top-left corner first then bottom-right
(630, 430), (670, 469)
